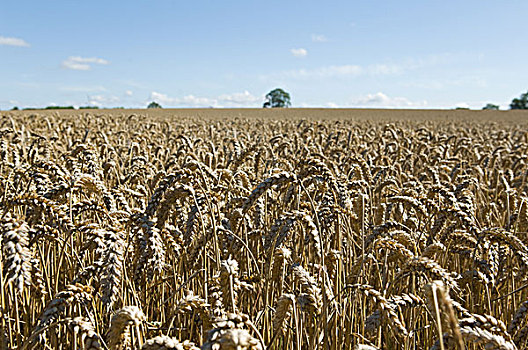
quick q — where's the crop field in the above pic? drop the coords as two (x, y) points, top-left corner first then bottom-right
(2, 108), (528, 349)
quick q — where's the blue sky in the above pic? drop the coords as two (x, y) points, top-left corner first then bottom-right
(1, 0), (527, 109)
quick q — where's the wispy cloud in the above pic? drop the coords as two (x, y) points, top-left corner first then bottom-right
(15, 82), (39, 88)
(311, 34), (327, 42)
(402, 75), (488, 90)
(62, 56), (109, 71)
(262, 53), (467, 81)
(278, 63), (402, 79)
(60, 86), (108, 92)
(290, 48), (308, 58)
(149, 91), (261, 108)
(285, 65), (361, 79)
(0, 36), (30, 47)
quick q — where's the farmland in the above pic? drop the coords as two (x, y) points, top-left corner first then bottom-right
(1, 108), (528, 349)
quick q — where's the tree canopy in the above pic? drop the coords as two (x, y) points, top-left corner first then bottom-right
(483, 103), (499, 110)
(263, 88), (291, 108)
(147, 101), (162, 109)
(510, 91), (528, 109)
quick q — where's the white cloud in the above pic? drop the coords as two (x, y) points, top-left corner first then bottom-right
(149, 91), (261, 108)
(125, 90), (133, 96)
(87, 94), (120, 107)
(149, 92), (171, 104)
(295, 93), (425, 108)
(454, 102), (470, 109)
(62, 56), (109, 71)
(0, 36), (30, 47)
(150, 92), (214, 107)
(350, 92), (427, 108)
(290, 48), (308, 58)
(217, 91), (261, 105)
(311, 34), (328, 42)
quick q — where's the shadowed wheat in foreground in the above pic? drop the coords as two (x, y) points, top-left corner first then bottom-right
(1, 110), (528, 349)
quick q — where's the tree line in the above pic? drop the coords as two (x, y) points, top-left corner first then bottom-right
(483, 91), (528, 110)
(8, 89), (528, 110)
(148, 88), (528, 110)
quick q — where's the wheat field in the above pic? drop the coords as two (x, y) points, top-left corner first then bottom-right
(1, 108), (528, 349)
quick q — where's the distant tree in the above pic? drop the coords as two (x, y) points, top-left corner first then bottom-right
(79, 106), (99, 109)
(483, 103), (499, 110)
(263, 88), (291, 108)
(45, 106), (75, 110)
(147, 101), (162, 109)
(510, 91), (528, 109)
(11, 106), (19, 111)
